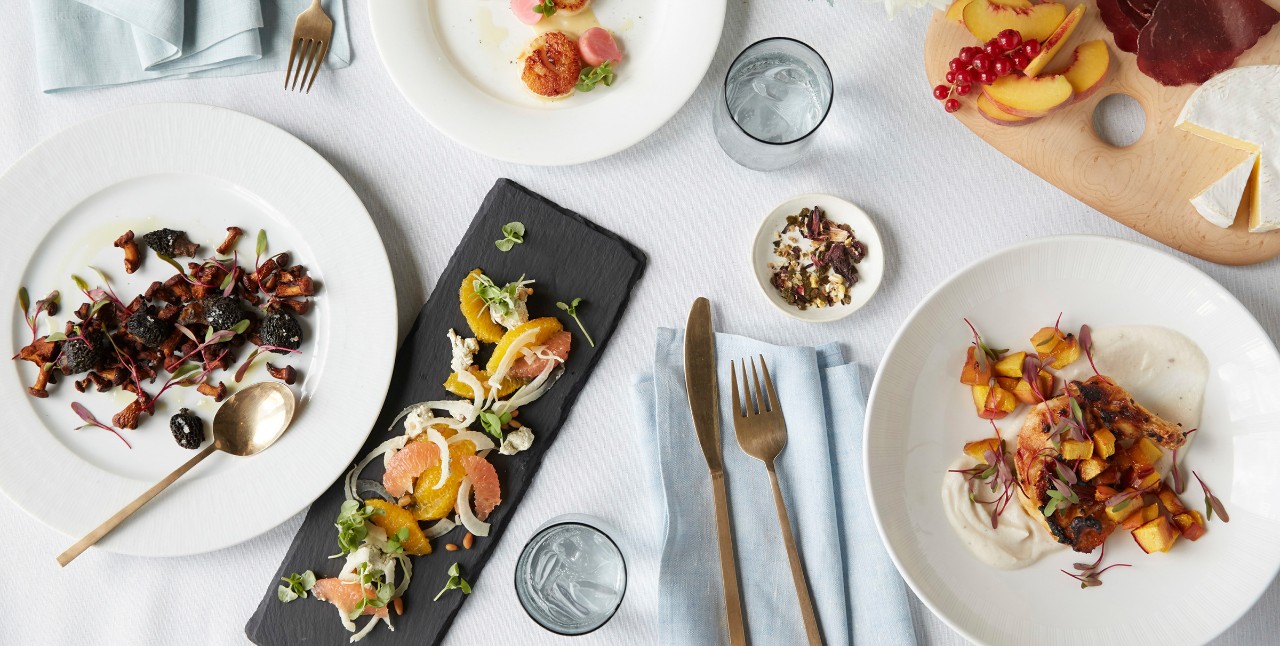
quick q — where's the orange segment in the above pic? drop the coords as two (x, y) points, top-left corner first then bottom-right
(460, 269), (505, 343)
(443, 368), (527, 399)
(486, 317), (563, 373)
(365, 499), (432, 555)
(411, 440), (476, 521)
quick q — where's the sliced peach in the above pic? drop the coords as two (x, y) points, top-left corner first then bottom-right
(1158, 487), (1188, 515)
(964, 437), (1002, 463)
(960, 346), (992, 386)
(1031, 326), (1063, 356)
(1092, 428), (1116, 459)
(1106, 496), (1140, 523)
(1047, 333), (1081, 369)
(1061, 438), (1094, 461)
(972, 384), (991, 417)
(983, 384), (1018, 418)
(1133, 516), (1179, 553)
(976, 93), (1039, 126)
(946, 0), (1031, 23)
(1129, 438), (1164, 469)
(1080, 455), (1108, 481)
(982, 73), (1074, 118)
(963, 0), (1068, 43)
(1024, 4), (1085, 77)
(1058, 40), (1110, 103)
(993, 351), (1027, 378)
(1173, 510), (1206, 541)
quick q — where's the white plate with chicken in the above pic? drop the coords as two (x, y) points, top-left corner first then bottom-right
(864, 235), (1280, 645)
(368, 0), (725, 165)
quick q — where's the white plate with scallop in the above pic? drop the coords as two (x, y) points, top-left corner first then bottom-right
(0, 104), (396, 556)
(369, 0), (726, 165)
(864, 235), (1280, 645)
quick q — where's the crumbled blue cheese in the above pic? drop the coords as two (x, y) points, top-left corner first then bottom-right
(491, 294), (529, 330)
(499, 427), (534, 455)
(447, 329), (479, 372)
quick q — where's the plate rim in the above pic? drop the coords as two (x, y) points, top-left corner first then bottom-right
(367, 0), (728, 165)
(0, 103), (398, 556)
(862, 234), (1280, 644)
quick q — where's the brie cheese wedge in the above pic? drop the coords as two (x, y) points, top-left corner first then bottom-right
(1190, 152), (1257, 228)
(1176, 65), (1280, 233)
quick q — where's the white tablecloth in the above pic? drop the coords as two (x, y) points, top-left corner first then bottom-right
(1, 1), (1278, 644)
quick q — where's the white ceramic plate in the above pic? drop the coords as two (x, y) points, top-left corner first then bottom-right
(751, 194), (884, 323)
(865, 236), (1280, 645)
(0, 104), (396, 556)
(368, 0), (726, 165)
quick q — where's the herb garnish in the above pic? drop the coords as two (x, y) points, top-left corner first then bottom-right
(70, 402), (131, 448)
(1060, 545), (1130, 588)
(479, 409), (512, 441)
(348, 561), (394, 619)
(1078, 323), (1100, 376)
(434, 562), (473, 601)
(1192, 471), (1229, 523)
(335, 500), (385, 555)
(532, 0), (556, 16)
(277, 570), (316, 603)
(472, 274), (533, 322)
(575, 62), (615, 92)
(386, 527), (411, 554)
(963, 318), (1006, 379)
(556, 298), (595, 348)
(17, 288), (59, 345)
(948, 429), (1018, 529)
(495, 222), (525, 252)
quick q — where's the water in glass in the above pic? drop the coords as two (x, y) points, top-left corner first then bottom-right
(515, 522), (626, 636)
(727, 52), (827, 144)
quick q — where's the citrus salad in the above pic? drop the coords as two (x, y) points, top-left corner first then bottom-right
(279, 265), (582, 641)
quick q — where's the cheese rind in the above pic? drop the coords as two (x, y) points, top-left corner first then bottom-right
(1191, 153), (1257, 228)
(1176, 65), (1280, 233)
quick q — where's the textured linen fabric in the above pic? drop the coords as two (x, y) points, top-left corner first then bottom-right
(633, 329), (915, 646)
(29, 0), (351, 92)
(1, 0), (1279, 644)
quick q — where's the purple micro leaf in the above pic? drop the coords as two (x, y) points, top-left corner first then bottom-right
(175, 324), (199, 344)
(70, 402), (97, 425)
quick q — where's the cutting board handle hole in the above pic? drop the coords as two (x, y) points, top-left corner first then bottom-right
(1092, 94), (1146, 148)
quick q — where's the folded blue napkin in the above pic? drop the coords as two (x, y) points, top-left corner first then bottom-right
(29, 0), (351, 93)
(633, 329), (917, 645)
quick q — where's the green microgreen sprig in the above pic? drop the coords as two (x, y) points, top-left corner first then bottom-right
(434, 562), (473, 601)
(556, 297), (595, 348)
(386, 527), (411, 554)
(473, 274), (533, 322)
(479, 410), (512, 441)
(277, 570), (317, 603)
(335, 500), (385, 556)
(495, 222), (525, 252)
(532, 0), (556, 16)
(1193, 471), (1229, 523)
(348, 562), (394, 619)
(576, 62), (615, 93)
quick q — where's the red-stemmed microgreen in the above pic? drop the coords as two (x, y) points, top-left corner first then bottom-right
(70, 402), (131, 448)
(254, 229), (268, 274)
(219, 251), (240, 297)
(963, 318), (1007, 379)
(1061, 545), (1130, 588)
(155, 254), (213, 288)
(1021, 353), (1050, 403)
(1105, 467), (1162, 512)
(1041, 453), (1081, 516)
(949, 433), (1017, 529)
(234, 344), (302, 383)
(17, 288), (60, 346)
(1079, 323), (1100, 376)
(73, 268), (127, 311)
(1192, 471), (1229, 523)
(165, 320), (247, 372)
(1171, 428), (1197, 494)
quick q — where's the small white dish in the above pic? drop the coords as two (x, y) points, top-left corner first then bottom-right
(751, 194), (884, 323)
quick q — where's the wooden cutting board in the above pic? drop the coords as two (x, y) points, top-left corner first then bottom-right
(924, 1), (1280, 265)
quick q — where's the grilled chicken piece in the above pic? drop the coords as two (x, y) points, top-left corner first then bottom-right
(1014, 375), (1188, 553)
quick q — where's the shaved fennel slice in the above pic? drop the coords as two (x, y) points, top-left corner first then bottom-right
(455, 368), (486, 410)
(487, 328), (541, 388)
(447, 430), (496, 452)
(423, 518), (456, 539)
(350, 616), (380, 642)
(344, 435), (408, 502)
(394, 400), (478, 436)
(492, 364), (562, 415)
(425, 426), (452, 490)
(456, 477), (490, 537)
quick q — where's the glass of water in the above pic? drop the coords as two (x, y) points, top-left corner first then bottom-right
(514, 514), (627, 636)
(713, 37), (834, 171)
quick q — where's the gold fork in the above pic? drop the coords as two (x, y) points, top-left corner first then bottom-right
(730, 356), (824, 646)
(285, 0), (333, 93)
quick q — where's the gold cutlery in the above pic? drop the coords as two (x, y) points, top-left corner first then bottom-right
(57, 382), (296, 566)
(285, 0), (334, 93)
(684, 298), (747, 646)
(730, 356), (823, 645)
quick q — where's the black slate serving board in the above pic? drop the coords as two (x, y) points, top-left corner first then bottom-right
(245, 179), (646, 645)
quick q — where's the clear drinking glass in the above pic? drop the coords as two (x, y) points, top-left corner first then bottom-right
(514, 514), (628, 636)
(713, 37), (834, 171)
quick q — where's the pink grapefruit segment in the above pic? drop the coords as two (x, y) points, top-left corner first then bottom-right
(461, 455), (502, 521)
(507, 330), (572, 379)
(312, 578), (390, 618)
(382, 441), (440, 498)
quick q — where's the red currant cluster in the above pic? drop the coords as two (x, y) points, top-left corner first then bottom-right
(933, 29), (1043, 113)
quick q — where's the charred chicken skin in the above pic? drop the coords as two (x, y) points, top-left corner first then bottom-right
(1015, 375), (1188, 552)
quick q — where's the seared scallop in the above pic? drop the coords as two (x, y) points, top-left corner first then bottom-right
(521, 32), (583, 99)
(553, 0), (591, 15)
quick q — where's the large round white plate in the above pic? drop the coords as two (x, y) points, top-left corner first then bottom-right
(0, 104), (396, 556)
(369, 0), (726, 165)
(865, 236), (1280, 645)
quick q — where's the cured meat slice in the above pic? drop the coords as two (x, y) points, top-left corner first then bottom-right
(1097, 0), (1144, 53)
(1121, 0), (1158, 21)
(1137, 0), (1280, 86)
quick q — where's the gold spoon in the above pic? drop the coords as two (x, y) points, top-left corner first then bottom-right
(56, 382), (297, 566)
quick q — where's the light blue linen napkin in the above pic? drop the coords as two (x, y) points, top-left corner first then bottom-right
(633, 328), (916, 645)
(29, 0), (351, 93)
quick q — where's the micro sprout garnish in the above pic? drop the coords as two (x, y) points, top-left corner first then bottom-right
(963, 318), (1007, 376)
(70, 402), (131, 448)
(948, 431), (1017, 529)
(575, 62), (615, 92)
(17, 288), (59, 345)
(348, 561), (394, 619)
(556, 297), (595, 347)
(1060, 545), (1130, 589)
(1192, 471), (1230, 523)
(1021, 353), (1048, 403)
(434, 562), (473, 601)
(473, 274), (533, 321)
(1079, 323), (1100, 376)
(532, 0), (556, 15)
(277, 570), (317, 603)
(495, 222), (525, 252)
(1171, 428), (1198, 494)
(386, 527), (411, 555)
(479, 410), (511, 441)
(335, 500), (384, 556)
(234, 345), (303, 383)
(166, 321), (245, 372)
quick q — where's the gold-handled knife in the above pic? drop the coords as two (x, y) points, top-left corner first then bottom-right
(684, 297), (747, 646)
